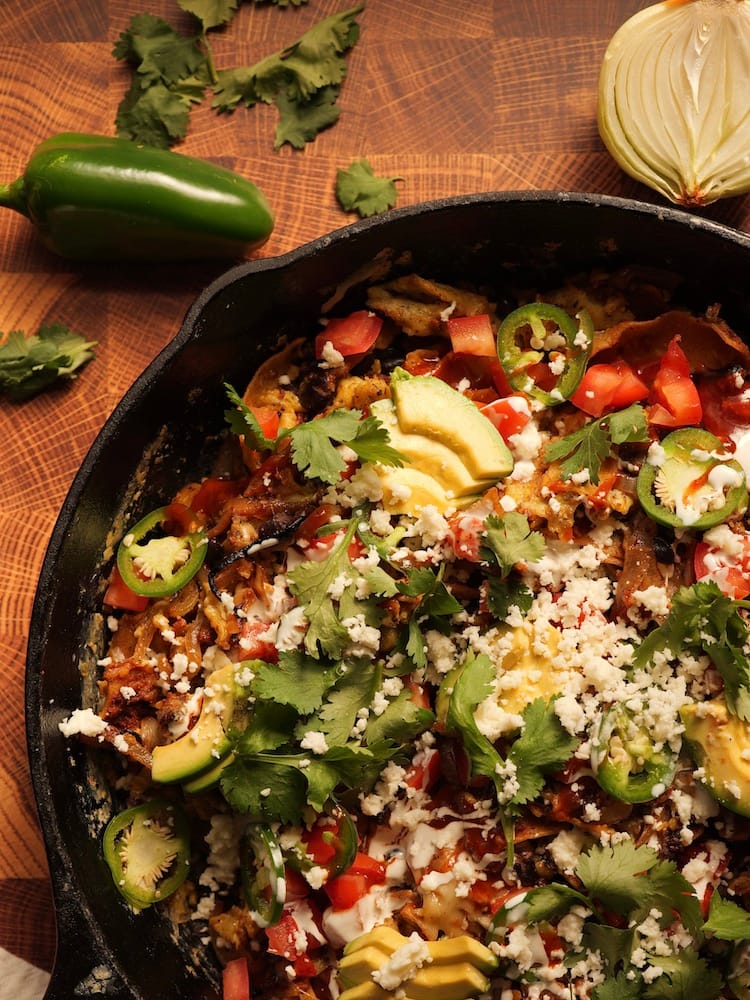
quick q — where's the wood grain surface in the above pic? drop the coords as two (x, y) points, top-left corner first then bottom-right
(2, 0), (750, 977)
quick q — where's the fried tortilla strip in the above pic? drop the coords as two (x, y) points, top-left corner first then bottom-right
(366, 274), (493, 337)
(591, 309), (750, 371)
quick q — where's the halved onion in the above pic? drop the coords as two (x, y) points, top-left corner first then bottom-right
(598, 0), (750, 206)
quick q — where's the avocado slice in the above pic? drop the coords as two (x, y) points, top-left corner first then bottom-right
(681, 697), (750, 816)
(181, 751), (235, 794)
(151, 664), (236, 784)
(389, 368), (513, 481)
(370, 398), (491, 498)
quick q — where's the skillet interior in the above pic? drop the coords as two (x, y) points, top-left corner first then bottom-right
(25, 191), (750, 999)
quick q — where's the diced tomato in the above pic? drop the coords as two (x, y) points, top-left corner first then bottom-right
(403, 747), (441, 792)
(694, 535), (750, 599)
(296, 504), (365, 561)
(222, 957), (250, 1000)
(448, 499), (493, 562)
(481, 395), (531, 441)
(284, 866), (310, 901)
(314, 310), (383, 359)
(648, 336), (702, 427)
(190, 476), (244, 518)
(238, 620), (278, 662)
(324, 852), (386, 910)
(569, 359), (648, 418)
(247, 404), (280, 440)
(103, 566), (149, 612)
(446, 314), (496, 357)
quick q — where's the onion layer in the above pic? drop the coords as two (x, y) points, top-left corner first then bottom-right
(598, 0), (750, 206)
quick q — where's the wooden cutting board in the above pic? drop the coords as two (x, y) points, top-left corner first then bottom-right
(2, 0), (749, 975)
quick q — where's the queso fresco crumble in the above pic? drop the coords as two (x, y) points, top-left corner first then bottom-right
(61, 269), (750, 999)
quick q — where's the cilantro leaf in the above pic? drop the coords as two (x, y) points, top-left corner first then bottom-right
(224, 381), (276, 452)
(524, 883), (590, 923)
(221, 755), (308, 822)
(281, 408), (404, 484)
(480, 512), (545, 574)
(274, 85), (341, 150)
(336, 159), (402, 218)
(178, 0), (239, 30)
(287, 517), (359, 659)
(0, 324), (96, 401)
(486, 575), (534, 620)
(115, 79), (195, 148)
(642, 950), (723, 1000)
(443, 653), (506, 793)
(507, 697), (578, 807)
(543, 403), (648, 485)
(591, 970), (643, 1000)
(633, 582), (750, 720)
(212, 5), (363, 148)
(582, 924), (638, 977)
(704, 891), (750, 940)
(365, 688), (435, 746)
(113, 13), (206, 86)
(397, 566), (462, 669)
(301, 659), (379, 745)
(575, 840), (700, 933)
(252, 650), (339, 715)
(232, 700), (298, 754)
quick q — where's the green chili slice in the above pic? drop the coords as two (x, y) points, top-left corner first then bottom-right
(102, 799), (191, 909)
(591, 705), (677, 803)
(240, 824), (286, 927)
(497, 302), (593, 406)
(116, 503), (207, 598)
(637, 427), (747, 530)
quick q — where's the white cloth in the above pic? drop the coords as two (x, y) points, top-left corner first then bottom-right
(0, 947), (50, 1000)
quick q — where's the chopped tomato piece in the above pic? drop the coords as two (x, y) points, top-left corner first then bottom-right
(446, 314), (496, 356)
(481, 395), (531, 441)
(238, 620), (278, 662)
(247, 404), (280, 440)
(222, 957), (250, 1000)
(324, 852), (386, 910)
(314, 310), (383, 359)
(190, 476), (243, 518)
(649, 336), (702, 427)
(404, 747), (441, 791)
(570, 359), (648, 418)
(103, 566), (149, 612)
(695, 535), (750, 599)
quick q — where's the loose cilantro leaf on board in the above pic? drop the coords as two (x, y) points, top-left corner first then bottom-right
(113, 13), (208, 146)
(223, 382), (276, 451)
(507, 697), (578, 807)
(336, 159), (402, 218)
(274, 85), (342, 150)
(543, 403), (648, 485)
(0, 324), (96, 401)
(212, 5), (364, 149)
(178, 0), (240, 30)
(704, 890), (750, 940)
(481, 512), (545, 574)
(633, 581), (750, 720)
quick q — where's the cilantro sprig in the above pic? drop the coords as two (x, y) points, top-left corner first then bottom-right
(224, 382), (406, 485)
(336, 159), (402, 218)
(480, 512), (544, 620)
(115, 1), (364, 150)
(511, 840), (738, 999)
(543, 403), (648, 485)
(0, 324), (96, 401)
(633, 581), (750, 719)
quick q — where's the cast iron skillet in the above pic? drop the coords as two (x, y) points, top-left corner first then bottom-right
(26, 192), (750, 998)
